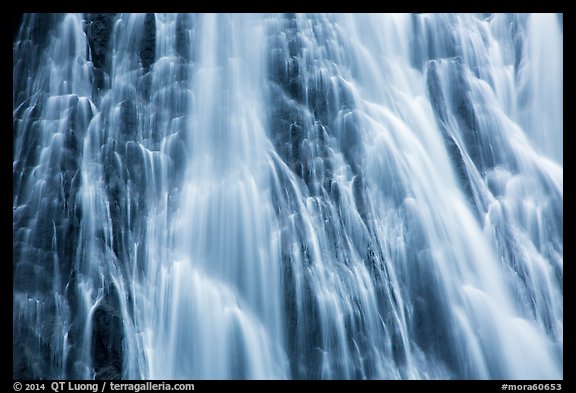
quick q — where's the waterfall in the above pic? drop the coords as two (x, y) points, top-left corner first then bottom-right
(13, 13), (562, 380)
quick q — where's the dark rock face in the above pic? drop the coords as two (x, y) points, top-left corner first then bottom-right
(92, 290), (123, 380)
(85, 13), (116, 72)
(140, 13), (156, 72)
(85, 13), (116, 94)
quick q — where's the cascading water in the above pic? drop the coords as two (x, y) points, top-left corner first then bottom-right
(13, 13), (562, 380)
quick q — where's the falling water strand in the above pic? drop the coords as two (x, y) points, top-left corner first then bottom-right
(13, 13), (562, 380)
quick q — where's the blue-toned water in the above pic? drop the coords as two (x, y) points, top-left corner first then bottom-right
(13, 13), (562, 380)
